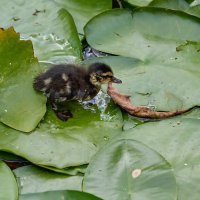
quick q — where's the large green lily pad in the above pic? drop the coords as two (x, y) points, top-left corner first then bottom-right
(83, 134), (177, 200)
(14, 165), (83, 194)
(0, 101), (122, 168)
(125, 113), (200, 200)
(0, 161), (18, 200)
(0, 28), (46, 132)
(85, 8), (200, 111)
(85, 8), (200, 56)
(85, 54), (200, 111)
(20, 190), (102, 200)
(0, 1), (81, 63)
(53, 0), (112, 34)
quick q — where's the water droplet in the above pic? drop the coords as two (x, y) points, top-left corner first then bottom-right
(60, 196), (65, 200)
(146, 102), (156, 110)
(103, 136), (109, 141)
(184, 163), (188, 166)
(4, 109), (7, 113)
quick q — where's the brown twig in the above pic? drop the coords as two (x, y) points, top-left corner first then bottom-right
(107, 83), (191, 119)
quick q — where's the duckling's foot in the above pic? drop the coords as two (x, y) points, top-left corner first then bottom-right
(56, 110), (73, 121)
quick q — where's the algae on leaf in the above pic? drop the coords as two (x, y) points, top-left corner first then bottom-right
(0, 28), (46, 132)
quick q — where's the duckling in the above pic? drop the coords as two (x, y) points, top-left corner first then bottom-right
(33, 62), (122, 121)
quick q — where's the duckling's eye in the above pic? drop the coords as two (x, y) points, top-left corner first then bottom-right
(96, 75), (103, 81)
(103, 75), (112, 79)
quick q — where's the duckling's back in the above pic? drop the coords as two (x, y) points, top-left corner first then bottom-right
(33, 64), (89, 102)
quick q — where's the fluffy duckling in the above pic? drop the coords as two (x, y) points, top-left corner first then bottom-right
(33, 63), (122, 121)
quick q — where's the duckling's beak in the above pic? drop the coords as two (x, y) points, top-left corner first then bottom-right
(111, 76), (122, 84)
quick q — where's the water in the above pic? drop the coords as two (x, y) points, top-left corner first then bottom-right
(82, 46), (109, 60)
(80, 91), (112, 121)
(22, 33), (79, 64)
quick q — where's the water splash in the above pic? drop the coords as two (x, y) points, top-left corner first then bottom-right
(80, 91), (112, 121)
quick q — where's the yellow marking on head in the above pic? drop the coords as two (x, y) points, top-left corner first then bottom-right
(44, 77), (52, 85)
(101, 72), (113, 76)
(62, 73), (68, 81)
(90, 73), (101, 86)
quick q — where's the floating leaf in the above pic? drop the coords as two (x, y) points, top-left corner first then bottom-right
(125, 114), (200, 200)
(85, 9), (200, 111)
(149, 0), (200, 18)
(0, 161), (18, 200)
(0, 28), (46, 132)
(124, 0), (153, 6)
(0, 1), (81, 63)
(41, 164), (87, 176)
(83, 135), (177, 200)
(54, 0), (112, 34)
(14, 165), (83, 194)
(0, 102), (122, 168)
(20, 190), (102, 200)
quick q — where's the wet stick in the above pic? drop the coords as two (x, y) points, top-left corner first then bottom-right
(107, 83), (192, 119)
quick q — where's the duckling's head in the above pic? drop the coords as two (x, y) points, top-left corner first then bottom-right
(88, 63), (122, 86)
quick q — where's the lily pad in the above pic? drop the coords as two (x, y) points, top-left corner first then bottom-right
(0, 161), (18, 200)
(0, 101), (122, 168)
(53, 0), (112, 34)
(124, 0), (153, 7)
(85, 9), (200, 111)
(0, 1), (81, 63)
(41, 164), (87, 175)
(83, 134), (177, 200)
(14, 165), (83, 194)
(85, 54), (200, 111)
(125, 114), (200, 200)
(150, 0), (200, 18)
(0, 28), (46, 132)
(20, 190), (102, 200)
(85, 8), (200, 58)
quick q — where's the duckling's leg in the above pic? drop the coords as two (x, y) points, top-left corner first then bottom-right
(55, 110), (73, 121)
(49, 91), (73, 121)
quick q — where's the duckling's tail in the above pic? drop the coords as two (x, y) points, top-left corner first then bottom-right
(33, 75), (45, 92)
